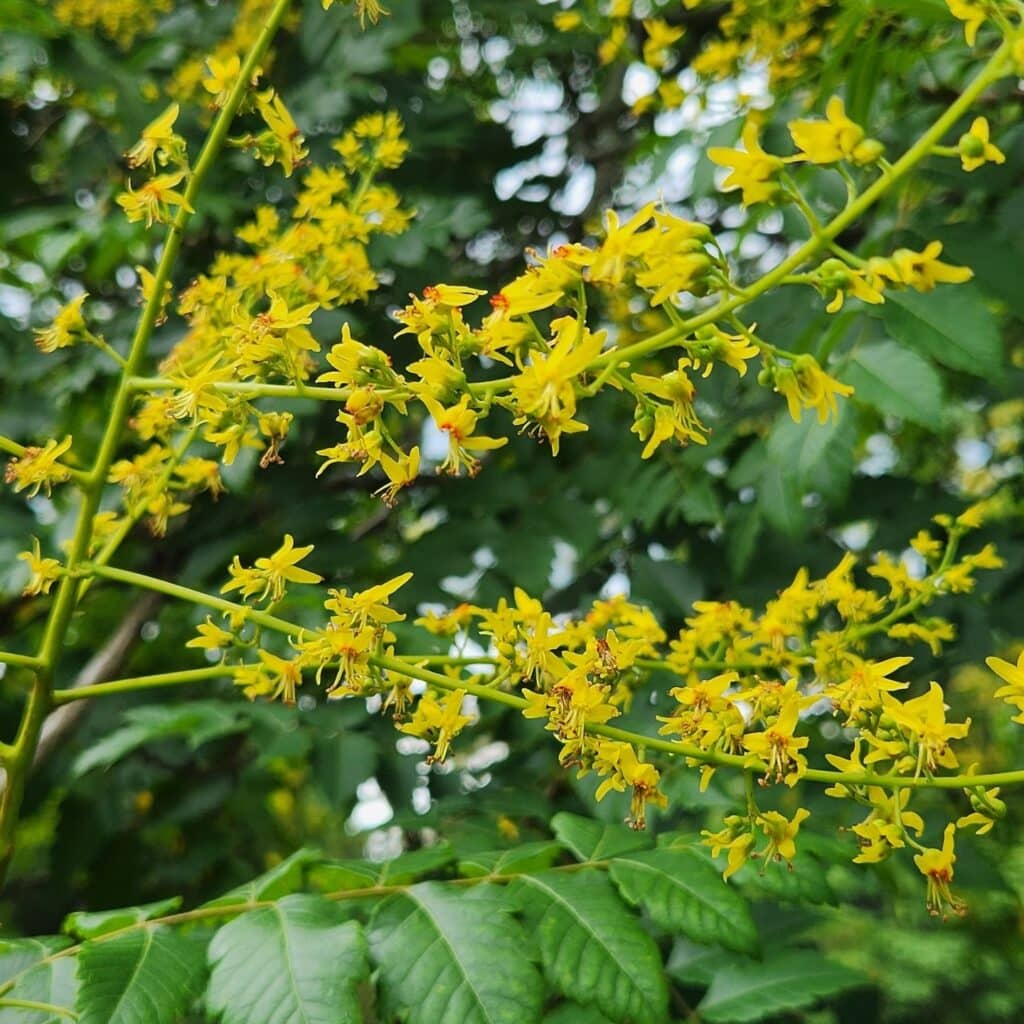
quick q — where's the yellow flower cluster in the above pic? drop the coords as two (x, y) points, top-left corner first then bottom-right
(190, 534), (414, 705)
(164, 498), (1013, 916)
(563, 0), (831, 119)
(116, 104), (193, 227)
(49, 0), (173, 48)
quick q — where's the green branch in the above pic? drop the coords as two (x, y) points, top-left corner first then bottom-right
(51, 666), (229, 704)
(74, 563), (1024, 793)
(0, 0), (297, 884)
(0, 651), (43, 671)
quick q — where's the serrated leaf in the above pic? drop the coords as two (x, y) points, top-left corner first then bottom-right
(845, 341), (944, 427)
(369, 882), (543, 1024)
(516, 871), (668, 1024)
(609, 848), (759, 955)
(551, 812), (652, 862)
(374, 843), (455, 884)
(458, 841), (563, 879)
(882, 284), (1001, 378)
(733, 850), (836, 906)
(64, 897), (181, 939)
(697, 951), (865, 1023)
(0, 939), (70, 987)
(205, 847), (321, 909)
(76, 928), (205, 1024)
(207, 895), (367, 1024)
(308, 860), (380, 894)
(0, 957), (77, 1024)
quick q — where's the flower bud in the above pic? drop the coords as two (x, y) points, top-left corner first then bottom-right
(852, 138), (885, 165)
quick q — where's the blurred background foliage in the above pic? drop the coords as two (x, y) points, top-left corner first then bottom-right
(0, 0), (1023, 1020)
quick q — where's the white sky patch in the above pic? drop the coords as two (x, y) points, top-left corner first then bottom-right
(600, 570), (631, 599)
(548, 538), (578, 589)
(956, 437), (992, 471)
(859, 433), (898, 477)
(346, 777), (394, 833)
(838, 521), (874, 552)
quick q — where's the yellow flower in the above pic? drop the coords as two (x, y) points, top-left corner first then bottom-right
(34, 294), (89, 352)
(881, 681), (971, 775)
(325, 571), (412, 628)
(946, 0), (985, 46)
(702, 814), (755, 879)
(187, 617), (234, 651)
(957, 787), (1005, 835)
(686, 326), (760, 378)
(248, 89), (308, 177)
(869, 242), (972, 292)
(553, 11), (582, 31)
(598, 22), (629, 66)
(772, 354), (853, 424)
(256, 650), (305, 706)
(509, 315), (606, 454)
(116, 171), (194, 227)
(375, 446), (420, 506)
(421, 284), (487, 308)
(958, 117), (1005, 172)
(826, 656), (912, 723)
(815, 258), (885, 313)
(788, 96), (881, 166)
(295, 624), (377, 694)
(758, 807), (810, 864)
(423, 394), (507, 476)
(17, 538), (62, 597)
(987, 651), (1024, 723)
(203, 54), (241, 108)
(633, 356), (710, 449)
(742, 699), (809, 785)
(222, 534), (323, 604)
(913, 823), (966, 917)
(708, 122), (785, 205)
(588, 202), (656, 286)
(5, 436), (75, 496)
(400, 689), (473, 763)
(641, 18), (684, 70)
(125, 103), (185, 170)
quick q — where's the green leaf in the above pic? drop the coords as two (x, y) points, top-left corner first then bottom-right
(0, 957), (78, 1024)
(882, 284), (1001, 378)
(72, 703), (249, 776)
(458, 841), (563, 878)
(551, 812), (652, 862)
(0, 939), (70, 987)
(757, 461), (810, 539)
(609, 848), (759, 955)
(697, 951), (865, 1023)
(369, 882), (543, 1024)
(516, 871), (668, 1024)
(733, 849), (836, 906)
(207, 895), (368, 1024)
(766, 406), (856, 506)
(311, 843), (455, 893)
(845, 341), (944, 427)
(63, 897), (182, 940)
(206, 847), (321, 909)
(76, 929), (205, 1024)
(542, 1004), (614, 1024)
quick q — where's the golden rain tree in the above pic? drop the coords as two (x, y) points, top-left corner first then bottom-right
(0, 0), (1023, 1021)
